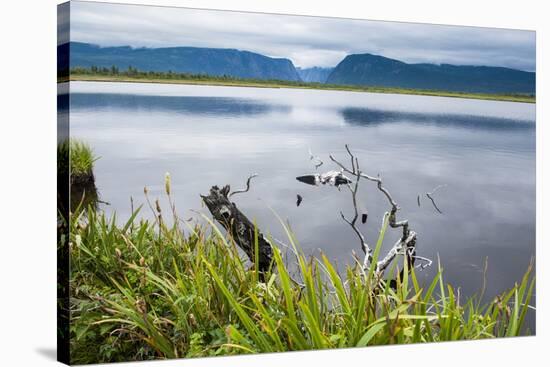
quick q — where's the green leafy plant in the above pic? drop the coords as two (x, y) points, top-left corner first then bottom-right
(68, 187), (535, 364)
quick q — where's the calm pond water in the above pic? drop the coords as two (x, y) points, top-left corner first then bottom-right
(68, 81), (536, 324)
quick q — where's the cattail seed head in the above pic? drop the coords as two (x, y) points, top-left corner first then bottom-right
(188, 313), (197, 328)
(165, 172), (171, 196)
(155, 199), (162, 214)
(135, 298), (147, 314)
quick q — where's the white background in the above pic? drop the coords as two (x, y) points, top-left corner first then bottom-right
(0, 0), (546, 366)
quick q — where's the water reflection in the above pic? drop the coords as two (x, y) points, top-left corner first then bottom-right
(69, 82), (535, 329)
(70, 93), (290, 116)
(341, 107), (535, 130)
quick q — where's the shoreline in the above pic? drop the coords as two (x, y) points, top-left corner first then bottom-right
(64, 74), (536, 104)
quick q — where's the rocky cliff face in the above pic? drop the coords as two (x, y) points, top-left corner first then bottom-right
(69, 42), (301, 81)
(326, 53), (535, 94)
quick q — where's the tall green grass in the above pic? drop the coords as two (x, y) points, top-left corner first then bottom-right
(58, 139), (99, 212)
(58, 139), (98, 177)
(67, 194), (535, 364)
(71, 140), (97, 176)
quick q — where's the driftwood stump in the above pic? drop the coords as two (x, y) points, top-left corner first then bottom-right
(201, 185), (273, 276)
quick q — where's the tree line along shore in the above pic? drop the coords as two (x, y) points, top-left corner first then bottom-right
(62, 66), (536, 103)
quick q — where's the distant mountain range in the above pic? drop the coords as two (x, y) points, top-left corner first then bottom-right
(327, 53), (535, 94)
(68, 42), (301, 81)
(66, 42), (535, 95)
(296, 67), (334, 83)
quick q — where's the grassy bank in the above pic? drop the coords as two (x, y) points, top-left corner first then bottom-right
(58, 139), (97, 177)
(58, 139), (98, 211)
(66, 188), (535, 364)
(64, 68), (535, 103)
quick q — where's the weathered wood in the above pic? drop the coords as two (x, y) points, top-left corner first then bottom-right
(201, 185), (273, 275)
(327, 144), (427, 286)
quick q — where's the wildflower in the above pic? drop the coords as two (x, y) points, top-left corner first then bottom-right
(188, 313), (197, 328)
(135, 298), (147, 314)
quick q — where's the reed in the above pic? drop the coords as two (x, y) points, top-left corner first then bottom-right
(67, 188), (535, 364)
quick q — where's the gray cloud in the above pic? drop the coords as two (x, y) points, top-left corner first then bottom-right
(57, 2), (70, 45)
(69, 1), (535, 71)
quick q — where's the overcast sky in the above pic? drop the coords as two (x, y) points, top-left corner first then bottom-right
(64, 1), (536, 71)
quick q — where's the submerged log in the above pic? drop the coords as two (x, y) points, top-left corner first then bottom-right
(201, 185), (273, 276)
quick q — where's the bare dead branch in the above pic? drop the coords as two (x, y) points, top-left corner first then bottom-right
(426, 184), (447, 214)
(330, 148), (407, 237)
(229, 173), (258, 198)
(338, 156), (374, 263)
(201, 185), (273, 277)
(412, 255), (433, 270)
(389, 207), (409, 240)
(376, 231), (417, 273)
(345, 144), (356, 173)
(330, 150), (397, 209)
(426, 193), (442, 214)
(308, 148), (324, 169)
(328, 144), (425, 278)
